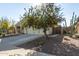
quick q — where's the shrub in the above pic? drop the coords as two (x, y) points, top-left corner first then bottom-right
(2, 33), (5, 37)
(34, 39), (46, 46)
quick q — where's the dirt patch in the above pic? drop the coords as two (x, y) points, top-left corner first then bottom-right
(17, 35), (79, 56)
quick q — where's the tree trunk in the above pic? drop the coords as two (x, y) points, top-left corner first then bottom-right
(61, 26), (63, 35)
(52, 27), (54, 35)
(43, 29), (48, 40)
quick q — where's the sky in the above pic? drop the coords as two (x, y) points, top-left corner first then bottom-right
(0, 3), (79, 26)
(0, 3), (32, 23)
(60, 3), (79, 26)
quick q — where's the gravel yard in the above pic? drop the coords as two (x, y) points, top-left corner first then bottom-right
(17, 35), (79, 56)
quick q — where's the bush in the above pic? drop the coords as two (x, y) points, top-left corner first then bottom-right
(34, 39), (46, 46)
(2, 33), (5, 37)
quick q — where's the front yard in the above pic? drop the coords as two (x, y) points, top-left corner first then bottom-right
(17, 35), (79, 56)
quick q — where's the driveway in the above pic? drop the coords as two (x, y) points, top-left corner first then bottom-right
(0, 34), (52, 56)
(0, 34), (43, 51)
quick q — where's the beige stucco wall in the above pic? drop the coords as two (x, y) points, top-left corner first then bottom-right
(23, 27), (52, 35)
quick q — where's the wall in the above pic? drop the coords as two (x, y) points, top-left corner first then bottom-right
(23, 27), (52, 35)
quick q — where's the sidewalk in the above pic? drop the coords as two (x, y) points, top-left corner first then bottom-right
(0, 48), (52, 56)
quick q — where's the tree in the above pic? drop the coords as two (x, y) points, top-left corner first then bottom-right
(34, 3), (63, 37)
(21, 6), (38, 30)
(43, 3), (64, 34)
(0, 17), (10, 34)
(20, 8), (28, 29)
(70, 12), (77, 35)
(21, 3), (64, 39)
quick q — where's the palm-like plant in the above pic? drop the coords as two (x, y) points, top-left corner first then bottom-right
(70, 12), (77, 35)
(1, 18), (10, 33)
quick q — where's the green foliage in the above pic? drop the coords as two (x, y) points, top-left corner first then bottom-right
(1, 18), (10, 30)
(21, 18), (28, 29)
(0, 17), (10, 35)
(34, 39), (46, 46)
(0, 28), (2, 35)
(21, 3), (64, 38)
(8, 25), (15, 33)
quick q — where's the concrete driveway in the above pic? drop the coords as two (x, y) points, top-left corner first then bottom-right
(0, 34), (43, 51)
(0, 34), (52, 56)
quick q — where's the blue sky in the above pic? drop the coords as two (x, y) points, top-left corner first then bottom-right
(60, 3), (79, 26)
(0, 3), (79, 26)
(0, 3), (32, 23)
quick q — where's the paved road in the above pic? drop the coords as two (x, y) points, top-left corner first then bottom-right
(0, 34), (43, 51)
(0, 34), (52, 56)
